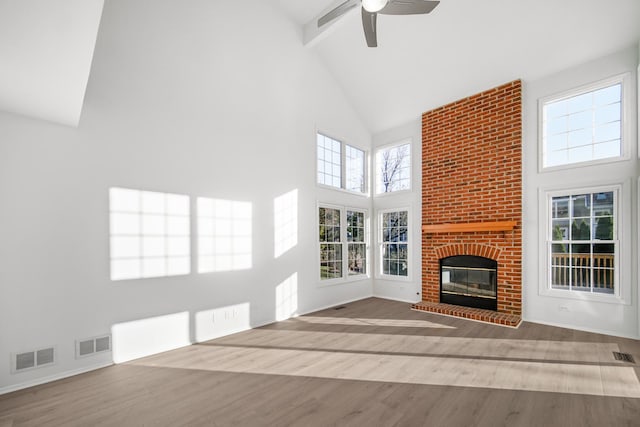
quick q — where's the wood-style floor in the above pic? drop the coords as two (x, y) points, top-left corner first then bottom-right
(1, 297), (640, 426)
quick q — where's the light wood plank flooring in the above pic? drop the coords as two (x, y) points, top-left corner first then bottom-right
(1, 297), (640, 426)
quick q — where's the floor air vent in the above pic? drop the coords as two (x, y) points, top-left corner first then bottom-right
(613, 352), (635, 363)
(334, 306), (346, 310)
(12, 347), (56, 373)
(76, 335), (111, 358)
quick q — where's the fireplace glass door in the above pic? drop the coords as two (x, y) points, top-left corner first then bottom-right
(440, 256), (497, 310)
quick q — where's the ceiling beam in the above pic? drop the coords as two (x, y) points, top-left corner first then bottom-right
(303, 0), (359, 47)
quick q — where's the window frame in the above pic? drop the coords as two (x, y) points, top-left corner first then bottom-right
(376, 207), (411, 282)
(540, 183), (629, 304)
(538, 73), (631, 173)
(374, 139), (412, 196)
(346, 208), (368, 278)
(316, 131), (368, 196)
(317, 203), (369, 286)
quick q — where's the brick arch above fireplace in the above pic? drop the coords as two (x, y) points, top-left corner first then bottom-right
(435, 244), (501, 262)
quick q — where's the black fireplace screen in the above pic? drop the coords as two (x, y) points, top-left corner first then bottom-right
(440, 255), (497, 310)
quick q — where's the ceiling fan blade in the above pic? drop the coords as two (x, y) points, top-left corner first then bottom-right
(361, 8), (378, 47)
(318, 0), (359, 27)
(379, 0), (440, 15)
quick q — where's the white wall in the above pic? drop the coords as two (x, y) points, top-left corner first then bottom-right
(522, 45), (639, 338)
(0, 0), (104, 126)
(371, 119), (423, 303)
(0, 0), (372, 393)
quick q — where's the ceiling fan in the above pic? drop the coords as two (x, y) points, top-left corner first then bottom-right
(317, 0), (440, 47)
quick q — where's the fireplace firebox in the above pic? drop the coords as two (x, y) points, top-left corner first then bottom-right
(440, 255), (497, 311)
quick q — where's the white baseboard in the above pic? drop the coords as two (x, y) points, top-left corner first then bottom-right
(296, 294), (375, 317)
(522, 317), (639, 340)
(372, 294), (420, 304)
(0, 362), (113, 396)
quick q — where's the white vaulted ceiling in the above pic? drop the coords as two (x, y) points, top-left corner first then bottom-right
(276, 0), (640, 133)
(0, 0), (104, 127)
(0, 1), (638, 131)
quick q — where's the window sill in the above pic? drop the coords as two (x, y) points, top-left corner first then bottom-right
(318, 275), (370, 287)
(374, 188), (412, 198)
(375, 274), (411, 283)
(538, 287), (628, 305)
(317, 183), (369, 198)
(539, 154), (630, 174)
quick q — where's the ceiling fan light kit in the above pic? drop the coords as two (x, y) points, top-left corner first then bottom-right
(318, 0), (440, 48)
(362, 0), (388, 13)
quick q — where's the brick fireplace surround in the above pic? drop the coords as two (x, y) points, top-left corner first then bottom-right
(413, 80), (523, 327)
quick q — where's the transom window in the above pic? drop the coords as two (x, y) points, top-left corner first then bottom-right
(541, 77), (624, 169)
(318, 205), (368, 282)
(376, 141), (411, 194)
(549, 190), (617, 294)
(379, 209), (409, 277)
(317, 133), (366, 194)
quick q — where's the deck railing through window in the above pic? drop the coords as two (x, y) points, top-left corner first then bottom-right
(551, 253), (614, 291)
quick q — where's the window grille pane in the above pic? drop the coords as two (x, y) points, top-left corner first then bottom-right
(571, 267), (591, 291)
(594, 84), (620, 106)
(570, 220), (591, 241)
(551, 197), (569, 219)
(551, 266), (570, 289)
(571, 194), (590, 217)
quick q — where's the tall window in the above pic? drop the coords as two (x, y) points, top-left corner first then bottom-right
(319, 205), (368, 281)
(376, 141), (411, 194)
(109, 188), (190, 281)
(317, 133), (366, 194)
(319, 206), (342, 280)
(379, 209), (409, 277)
(541, 76), (624, 169)
(549, 189), (617, 294)
(347, 210), (366, 276)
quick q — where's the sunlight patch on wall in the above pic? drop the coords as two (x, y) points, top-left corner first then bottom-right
(111, 311), (190, 363)
(197, 198), (252, 273)
(274, 189), (298, 258)
(109, 188), (190, 281)
(275, 273), (298, 321)
(194, 303), (251, 343)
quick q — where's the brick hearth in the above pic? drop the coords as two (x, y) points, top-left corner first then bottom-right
(418, 80), (522, 326)
(412, 302), (522, 328)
